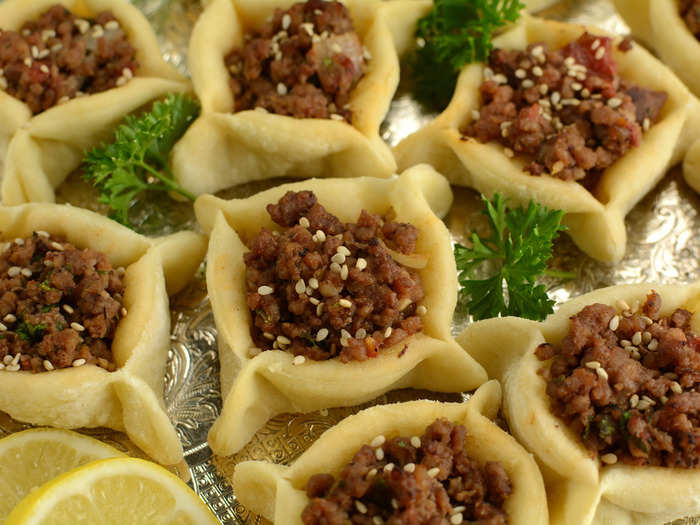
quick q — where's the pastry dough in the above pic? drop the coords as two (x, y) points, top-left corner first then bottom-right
(232, 380), (549, 525)
(0, 0), (189, 205)
(0, 204), (207, 466)
(171, 0), (432, 196)
(194, 164), (488, 456)
(394, 16), (693, 263)
(458, 282), (700, 525)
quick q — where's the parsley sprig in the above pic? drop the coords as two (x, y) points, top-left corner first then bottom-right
(82, 93), (199, 227)
(454, 194), (571, 321)
(412, 0), (524, 110)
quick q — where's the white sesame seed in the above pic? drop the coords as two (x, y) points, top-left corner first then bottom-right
(375, 447), (385, 460)
(282, 13), (291, 30)
(607, 97), (622, 108)
(20, 268), (31, 277)
(632, 332), (643, 346)
(72, 358), (86, 367)
(356, 258), (367, 270)
(39, 64), (49, 74)
(339, 298), (352, 308)
(595, 47), (605, 60)
(493, 73), (507, 84)
(340, 264), (349, 280)
(637, 399), (651, 410)
(105, 20), (119, 31)
(371, 435), (386, 447)
(337, 246), (351, 256)
(416, 36), (426, 48)
(596, 367), (609, 381)
(403, 463), (416, 473)
(314, 230), (326, 243)
(295, 279), (306, 295)
(0, 323), (6, 332)
(483, 67), (494, 80)
(292, 355), (305, 366)
(671, 381), (683, 394)
(631, 350), (641, 360)
(263, 332), (275, 341)
(330, 114), (344, 121)
(316, 328), (329, 342)
(630, 394), (639, 408)
(308, 277), (319, 289)
(330, 262), (341, 274)
(63, 304), (74, 314)
(416, 305), (427, 316)
(585, 361), (601, 369)
(3, 314), (15, 323)
(648, 338), (659, 351)
(450, 513), (463, 525)
(5, 364), (20, 372)
(538, 84), (548, 95)
(276, 82), (288, 96)
(515, 68), (526, 79)
(51, 43), (63, 53)
(373, 517), (383, 525)
(331, 253), (346, 264)
(41, 359), (54, 371)
(601, 453), (617, 465)
(31, 46), (39, 59)
(522, 79), (534, 88)
(551, 91), (561, 105)
(316, 303), (324, 316)
(277, 335), (291, 345)
(70, 322), (85, 332)
(642, 395), (656, 406)
(301, 22), (314, 36)
(75, 19), (89, 34)
(532, 65), (543, 77)
(410, 436), (421, 448)
(340, 329), (351, 341)
(92, 25), (104, 38)
(50, 242), (64, 251)
(383, 462), (394, 472)
(298, 216), (310, 228)
(427, 467), (440, 478)
(355, 500), (367, 514)
(391, 498), (398, 509)
(643, 117), (650, 131)
(23, 57), (32, 67)
(609, 315), (620, 331)
(471, 109), (480, 121)
(661, 395), (668, 404)
(2, 355), (11, 365)
(309, 297), (320, 305)
(258, 285), (274, 295)
(120, 307), (128, 317)
(642, 331), (652, 343)
(532, 45), (544, 56)
(355, 328), (366, 339)
(384, 326), (392, 338)
(615, 299), (630, 311)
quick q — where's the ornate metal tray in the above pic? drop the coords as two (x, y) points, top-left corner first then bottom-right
(1, 0), (699, 523)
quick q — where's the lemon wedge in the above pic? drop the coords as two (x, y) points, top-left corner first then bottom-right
(0, 428), (124, 522)
(5, 457), (220, 525)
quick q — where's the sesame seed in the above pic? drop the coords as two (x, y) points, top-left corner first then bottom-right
(10, 354), (20, 365)
(383, 463), (394, 472)
(416, 37), (426, 48)
(43, 360), (54, 371)
(373, 517), (383, 525)
(642, 395), (656, 406)
(551, 160), (564, 174)
(532, 45), (544, 56)
(276, 82), (288, 96)
(8, 267), (20, 277)
(539, 84), (548, 95)
(483, 67), (494, 80)
(648, 338), (659, 351)
(70, 322), (85, 332)
(340, 329), (351, 341)
(493, 73), (507, 84)
(632, 331), (642, 346)
(355, 501), (367, 514)
(371, 435), (386, 447)
(316, 303), (324, 316)
(92, 25), (104, 38)
(40, 64), (49, 74)
(532, 65), (543, 77)
(637, 399), (651, 410)
(660, 395), (668, 404)
(471, 109), (480, 121)
(585, 361), (601, 369)
(375, 448), (385, 460)
(427, 467), (440, 477)
(51, 43), (63, 52)
(391, 498), (398, 509)
(384, 326), (392, 338)
(282, 13), (291, 30)
(309, 297), (320, 305)
(620, 339), (631, 347)
(356, 258), (367, 270)
(642, 315), (653, 326)
(309, 277), (319, 289)
(671, 381), (683, 394)
(105, 20), (119, 31)
(299, 216), (310, 228)
(0, 323), (6, 332)
(337, 246), (351, 256)
(2, 355), (11, 365)
(551, 91), (561, 105)
(522, 79), (534, 88)
(277, 335), (291, 345)
(330, 113), (344, 121)
(292, 355), (306, 366)
(581, 88), (591, 98)
(63, 304), (74, 314)
(630, 394), (639, 408)
(330, 262), (341, 273)
(453, 506), (466, 514)
(3, 314), (15, 323)
(403, 463), (416, 473)
(595, 47), (605, 60)
(450, 513), (464, 525)
(295, 279), (306, 295)
(515, 68), (526, 79)
(248, 347), (262, 357)
(631, 350), (641, 360)
(5, 364), (20, 372)
(316, 328), (329, 342)
(340, 264), (349, 280)
(50, 242), (64, 251)
(331, 253), (346, 264)
(596, 367), (609, 381)
(410, 436), (421, 448)
(31, 46), (39, 59)
(23, 57), (32, 67)
(258, 285), (274, 295)
(643, 117), (650, 131)
(72, 358), (86, 367)
(301, 22), (314, 36)
(615, 299), (629, 311)
(314, 230), (326, 242)
(75, 19), (89, 34)
(609, 315), (620, 331)
(642, 331), (652, 344)
(339, 298), (352, 308)
(355, 328), (366, 339)
(20, 268), (31, 277)
(571, 82), (582, 91)
(120, 307), (127, 317)
(601, 453), (617, 465)
(607, 97), (622, 109)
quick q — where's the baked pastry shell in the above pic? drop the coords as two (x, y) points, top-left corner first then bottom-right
(232, 380), (549, 525)
(194, 164), (488, 456)
(458, 282), (700, 525)
(171, 0), (435, 196)
(394, 15), (693, 263)
(0, 204), (207, 465)
(0, 0), (190, 205)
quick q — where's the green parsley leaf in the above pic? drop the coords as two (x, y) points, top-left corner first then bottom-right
(16, 320), (46, 343)
(454, 193), (570, 321)
(82, 93), (200, 227)
(412, 0), (525, 110)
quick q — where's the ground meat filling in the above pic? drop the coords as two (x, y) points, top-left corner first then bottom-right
(463, 32), (668, 183)
(244, 190), (425, 363)
(0, 232), (125, 373)
(302, 418), (512, 525)
(0, 4), (138, 114)
(225, 0), (368, 122)
(681, 0), (700, 37)
(536, 291), (700, 468)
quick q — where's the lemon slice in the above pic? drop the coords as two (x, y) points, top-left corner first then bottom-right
(5, 457), (220, 525)
(0, 428), (124, 522)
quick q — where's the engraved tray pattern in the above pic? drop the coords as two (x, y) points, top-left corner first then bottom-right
(1, 0), (699, 523)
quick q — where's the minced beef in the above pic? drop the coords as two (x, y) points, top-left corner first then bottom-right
(0, 4), (138, 114)
(681, 0), (700, 37)
(244, 191), (425, 363)
(0, 232), (125, 373)
(463, 32), (667, 184)
(225, 0), (367, 122)
(536, 291), (700, 468)
(302, 418), (512, 525)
